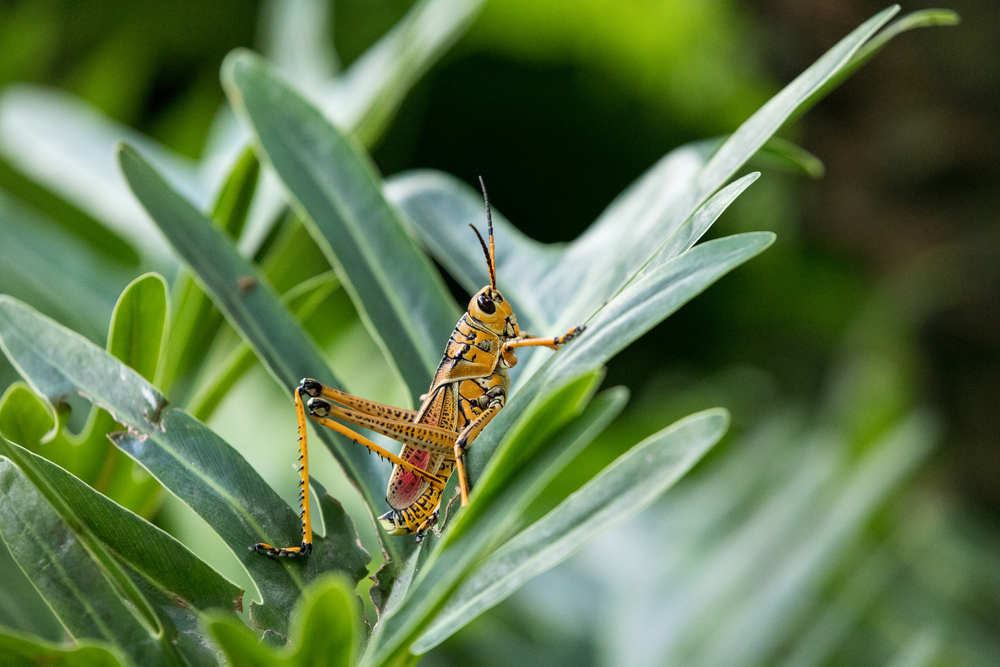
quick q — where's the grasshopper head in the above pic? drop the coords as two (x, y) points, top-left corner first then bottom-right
(469, 286), (518, 338)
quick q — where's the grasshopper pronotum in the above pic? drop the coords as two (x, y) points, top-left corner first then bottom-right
(251, 179), (584, 556)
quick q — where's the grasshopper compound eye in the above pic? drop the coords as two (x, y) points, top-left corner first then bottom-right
(477, 294), (496, 315)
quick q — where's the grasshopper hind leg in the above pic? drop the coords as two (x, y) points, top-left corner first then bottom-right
(249, 382), (316, 558)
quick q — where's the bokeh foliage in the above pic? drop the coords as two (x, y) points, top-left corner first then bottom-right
(1, 2), (994, 667)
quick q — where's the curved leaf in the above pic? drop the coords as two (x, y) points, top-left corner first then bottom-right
(462, 231), (775, 496)
(414, 408), (729, 652)
(108, 408), (371, 638)
(792, 8), (960, 122)
(0, 628), (126, 667)
(321, 0), (487, 147)
(108, 273), (168, 384)
(224, 50), (460, 402)
(0, 458), (178, 666)
(0, 438), (241, 614)
(205, 574), (360, 667)
(0, 295), (166, 440)
(390, 6), (903, 346)
(116, 144), (396, 556)
(362, 383), (627, 666)
(0, 296), (369, 637)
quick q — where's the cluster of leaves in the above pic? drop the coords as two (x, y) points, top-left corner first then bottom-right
(0, 3), (961, 667)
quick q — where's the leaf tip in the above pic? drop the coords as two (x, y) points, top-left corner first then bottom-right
(221, 48), (263, 95)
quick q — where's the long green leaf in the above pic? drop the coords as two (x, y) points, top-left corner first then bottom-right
(0, 628), (126, 667)
(108, 407), (371, 638)
(224, 50), (460, 402)
(0, 458), (178, 666)
(0, 296), (369, 637)
(391, 6), (903, 346)
(0, 271), (170, 517)
(108, 273), (168, 384)
(1, 381), (263, 666)
(159, 148), (259, 400)
(584, 0), (887, 305)
(0, 438), (241, 614)
(791, 9), (960, 122)
(362, 382), (626, 666)
(0, 296), (166, 439)
(414, 407), (729, 652)
(321, 0), (487, 147)
(463, 231), (775, 491)
(360, 230), (771, 663)
(205, 574), (360, 667)
(116, 144), (396, 554)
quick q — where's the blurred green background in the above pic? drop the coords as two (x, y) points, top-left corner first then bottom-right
(0, 0), (996, 665)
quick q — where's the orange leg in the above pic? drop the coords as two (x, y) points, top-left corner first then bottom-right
(503, 326), (585, 353)
(249, 387), (314, 557)
(307, 398), (459, 456)
(300, 378), (419, 423)
(453, 401), (503, 506)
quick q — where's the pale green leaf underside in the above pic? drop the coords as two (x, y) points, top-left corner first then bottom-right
(415, 408), (730, 651)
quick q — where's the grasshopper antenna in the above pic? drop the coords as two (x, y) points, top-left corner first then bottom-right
(470, 176), (497, 289)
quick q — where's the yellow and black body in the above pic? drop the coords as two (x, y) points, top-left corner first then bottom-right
(250, 179), (583, 556)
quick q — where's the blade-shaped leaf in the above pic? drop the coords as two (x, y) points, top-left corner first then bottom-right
(108, 273), (168, 385)
(0, 296), (370, 637)
(362, 382), (627, 666)
(109, 412), (369, 637)
(390, 6), (903, 346)
(0, 628), (126, 667)
(0, 458), (178, 666)
(224, 50), (460, 402)
(560, 6), (899, 325)
(463, 231), (775, 490)
(414, 408), (729, 652)
(205, 574), (360, 667)
(792, 9), (960, 123)
(116, 144), (394, 546)
(2, 269), (168, 518)
(629, 173), (761, 286)
(0, 438), (241, 614)
(0, 296), (167, 438)
(321, 0), (487, 147)
(159, 147), (259, 400)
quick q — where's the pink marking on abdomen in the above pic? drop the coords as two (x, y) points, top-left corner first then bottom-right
(396, 449), (432, 505)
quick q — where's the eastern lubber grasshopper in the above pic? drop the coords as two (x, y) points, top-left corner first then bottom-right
(250, 179), (584, 556)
